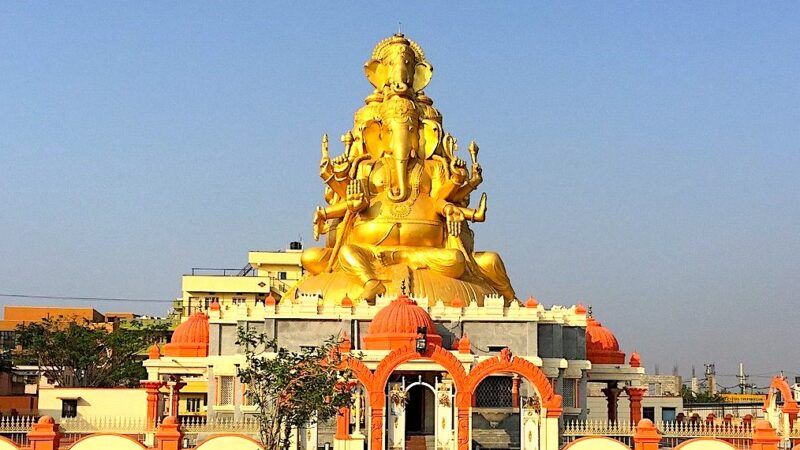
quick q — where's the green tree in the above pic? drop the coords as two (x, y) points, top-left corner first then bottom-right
(16, 316), (167, 387)
(236, 328), (356, 450)
(681, 384), (725, 404)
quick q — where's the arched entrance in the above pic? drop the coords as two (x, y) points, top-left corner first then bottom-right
(371, 344), (466, 450)
(405, 376), (437, 436)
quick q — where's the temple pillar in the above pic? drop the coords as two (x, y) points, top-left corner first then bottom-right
(633, 419), (661, 450)
(625, 386), (647, 424)
(601, 383), (623, 423)
(542, 409), (561, 450)
(28, 417), (60, 450)
(141, 380), (165, 429)
(155, 416), (183, 450)
(233, 364), (245, 420)
(751, 419), (781, 450)
(335, 406), (351, 440)
(512, 375), (521, 408)
(435, 379), (454, 450)
(520, 401), (540, 450)
(369, 406), (384, 450)
(457, 407), (471, 450)
(167, 379), (186, 420)
(301, 421), (318, 450)
(207, 365), (216, 420)
(387, 383), (405, 450)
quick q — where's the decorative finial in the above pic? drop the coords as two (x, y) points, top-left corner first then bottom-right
(321, 134), (329, 160)
(468, 141), (479, 166)
(400, 280), (407, 296)
(341, 131), (354, 157)
(588, 305), (593, 318)
(398, 22), (402, 35)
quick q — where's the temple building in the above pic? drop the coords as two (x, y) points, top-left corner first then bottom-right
(141, 34), (662, 450)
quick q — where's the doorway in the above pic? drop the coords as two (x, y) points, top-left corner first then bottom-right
(406, 384), (435, 435)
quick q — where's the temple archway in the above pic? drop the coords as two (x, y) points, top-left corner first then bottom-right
(368, 343), (467, 450)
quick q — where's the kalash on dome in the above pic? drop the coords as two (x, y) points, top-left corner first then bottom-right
(145, 34), (672, 450)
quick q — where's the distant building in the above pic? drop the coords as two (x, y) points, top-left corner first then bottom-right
(587, 373), (683, 422)
(173, 243), (303, 321)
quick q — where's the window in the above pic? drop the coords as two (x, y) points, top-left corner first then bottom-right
(475, 376), (512, 408)
(186, 398), (202, 413)
(204, 296), (219, 310)
(278, 271), (287, 280)
(219, 376), (234, 405)
(563, 378), (579, 408)
(232, 296), (247, 306)
(643, 407), (655, 421)
(487, 345), (507, 353)
(188, 297), (199, 316)
(662, 407), (677, 422)
(61, 399), (78, 418)
(648, 382), (661, 396)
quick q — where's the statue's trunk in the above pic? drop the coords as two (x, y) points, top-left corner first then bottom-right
(388, 157), (408, 202)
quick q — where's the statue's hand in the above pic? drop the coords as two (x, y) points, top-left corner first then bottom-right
(470, 163), (483, 186)
(346, 180), (367, 212)
(312, 206), (327, 241)
(444, 204), (465, 237)
(319, 156), (333, 180)
(450, 158), (468, 185)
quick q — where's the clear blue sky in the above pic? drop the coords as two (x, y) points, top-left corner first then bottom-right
(1, 2), (798, 386)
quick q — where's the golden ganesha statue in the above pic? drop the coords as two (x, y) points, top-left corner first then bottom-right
(288, 34), (516, 305)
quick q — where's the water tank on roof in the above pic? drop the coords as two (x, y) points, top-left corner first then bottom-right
(289, 241), (302, 250)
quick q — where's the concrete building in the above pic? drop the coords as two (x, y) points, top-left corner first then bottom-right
(173, 245), (303, 321)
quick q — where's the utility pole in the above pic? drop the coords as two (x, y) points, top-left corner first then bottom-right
(705, 363), (717, 395)
(691, 365), (698, 395)
(738, 362), (748, 394)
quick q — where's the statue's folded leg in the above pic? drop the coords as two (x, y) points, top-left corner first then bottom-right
(338, 244), (385, 300)
(473, 251), (516, 301)
(300, 247), (333, 275)
(405, 248), (466, 279)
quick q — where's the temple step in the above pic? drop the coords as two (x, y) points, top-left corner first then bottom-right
(405, 434), (435, 450)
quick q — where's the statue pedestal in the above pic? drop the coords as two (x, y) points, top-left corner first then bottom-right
(291, 264), (502, 306)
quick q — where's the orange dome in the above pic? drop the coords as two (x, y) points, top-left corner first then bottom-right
(363, 295), (442, 350)
(586, 317), (625, 365)
(629, 351), (641, 367)
(163, 312), (209, 357)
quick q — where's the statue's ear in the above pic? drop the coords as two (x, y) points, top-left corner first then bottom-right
(364, 59), (388, 89)
(413, 61), (433, 92)
(420, 119), (442, 160)
(359, 119), (386, 160)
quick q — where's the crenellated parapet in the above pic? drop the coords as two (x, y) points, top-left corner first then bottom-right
(205, 293), (588, 326)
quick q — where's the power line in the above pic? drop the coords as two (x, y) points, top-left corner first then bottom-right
(0, 293), (173, 304)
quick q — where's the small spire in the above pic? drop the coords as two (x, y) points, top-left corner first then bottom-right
(398, 21), (402, 35)
(400, 280), (407, 296)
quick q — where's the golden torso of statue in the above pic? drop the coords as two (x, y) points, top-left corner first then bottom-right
(290, 34), (516, 305)
(351, 158), (444, 248)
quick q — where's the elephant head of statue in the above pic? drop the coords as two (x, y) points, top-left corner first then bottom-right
(358, 96), (442, 202)
(364, 34), (433, 99)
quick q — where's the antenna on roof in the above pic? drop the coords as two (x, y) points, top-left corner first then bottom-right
(398, 21), (402, 34)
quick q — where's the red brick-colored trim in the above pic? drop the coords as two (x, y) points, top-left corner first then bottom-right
(673, 437), (737, 449)
(68, 433), (148, 449)
(368, 344), (468, 450)
(562, 436), (630, 449)
(194, 433), (265, 449)
(464, 349), (560, 413)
